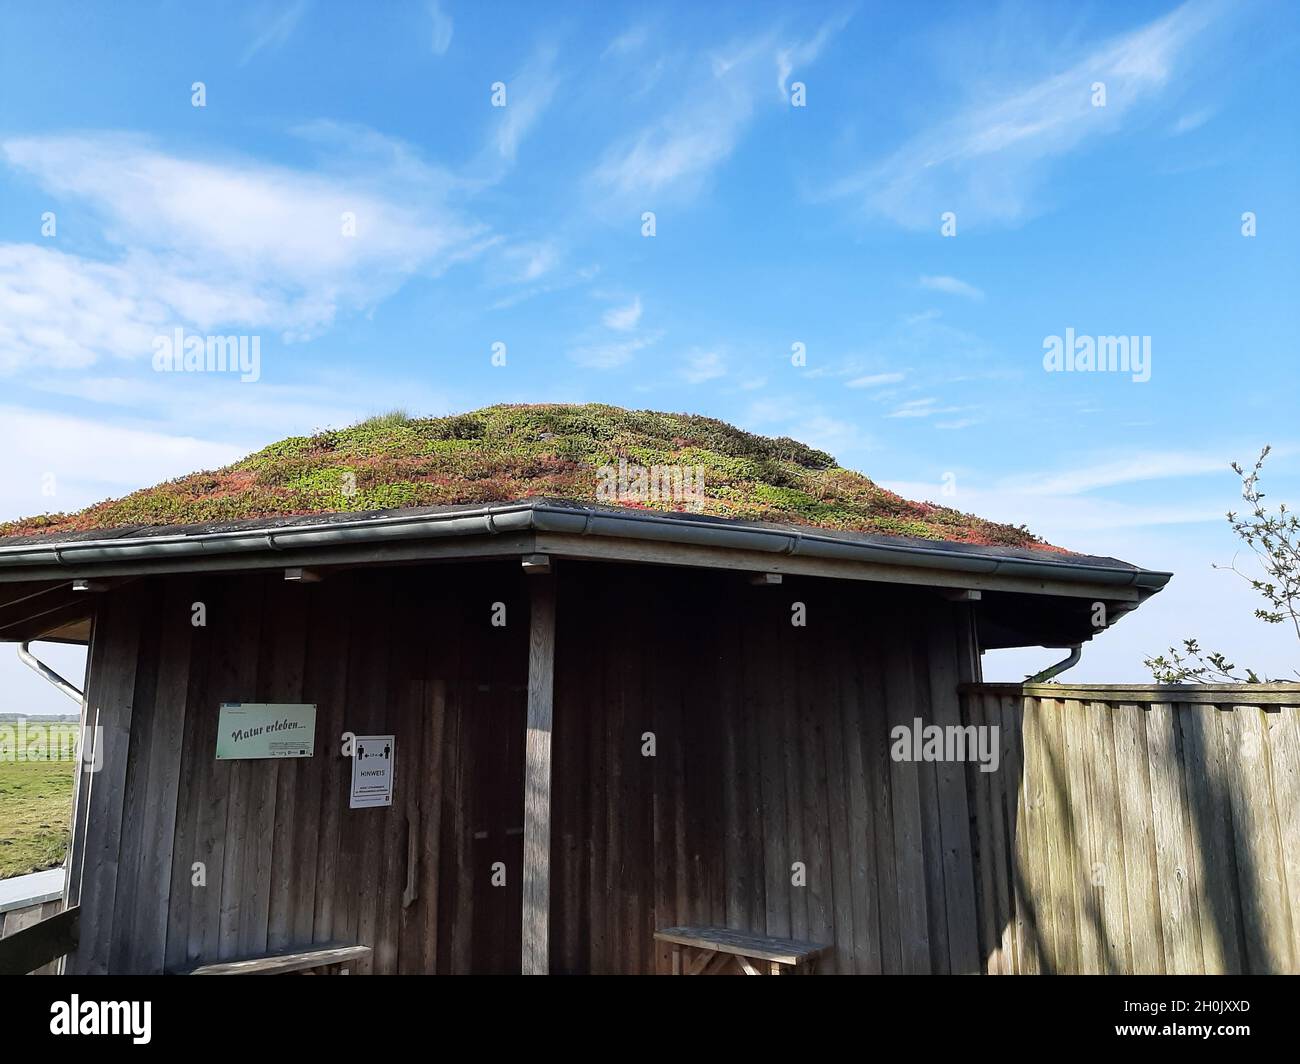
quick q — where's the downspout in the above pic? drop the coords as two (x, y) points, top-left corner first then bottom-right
(1025, 644), (1082, 684)
(17, 641), (84, 704)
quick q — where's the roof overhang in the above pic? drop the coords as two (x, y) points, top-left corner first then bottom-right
(0, 499), (1171, 649)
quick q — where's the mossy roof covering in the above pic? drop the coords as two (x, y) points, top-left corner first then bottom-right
(0, 404), (1057, 550)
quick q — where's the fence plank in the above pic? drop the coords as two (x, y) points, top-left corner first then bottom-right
(1110, 702), (1165, 974)
(1146, 702), (1204, 973)
(1083, 701), (1131, 973)
(1222, 706), (1292, 972)
(1178, 702), (1243, 973)
(1264, 706), (1300, 968)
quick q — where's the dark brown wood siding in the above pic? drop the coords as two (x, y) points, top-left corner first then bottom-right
(66, 560), (980, 974)
(548, 562), (980, 973)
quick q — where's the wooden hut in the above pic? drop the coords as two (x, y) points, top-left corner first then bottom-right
(0, 406), (1170, 974)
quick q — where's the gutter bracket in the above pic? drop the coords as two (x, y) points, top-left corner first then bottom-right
(17, 641), (84, 704)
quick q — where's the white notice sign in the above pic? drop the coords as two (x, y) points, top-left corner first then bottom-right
(216, 703), (316, 761)
(350, 734), (395, 809)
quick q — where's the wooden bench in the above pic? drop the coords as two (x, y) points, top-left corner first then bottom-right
(185, 943), (371, 975)
(654, 926), (829, 975)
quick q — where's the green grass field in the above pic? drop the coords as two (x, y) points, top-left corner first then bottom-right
(0, 724), (76, 879)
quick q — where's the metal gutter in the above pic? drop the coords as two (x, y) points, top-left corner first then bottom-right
(0, 500), (1172, 594)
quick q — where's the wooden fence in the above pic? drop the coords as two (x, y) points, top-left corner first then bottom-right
(960, 683), (1300, 974)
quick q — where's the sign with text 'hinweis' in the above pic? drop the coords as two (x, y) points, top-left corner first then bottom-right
(216, 703), (316, 760)
(350, 735), (395, 808)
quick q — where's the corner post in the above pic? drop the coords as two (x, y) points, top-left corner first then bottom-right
(522, 564), (556, 974)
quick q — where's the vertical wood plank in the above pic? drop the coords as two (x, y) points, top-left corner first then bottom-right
(925, 613), (980, 974)
(1062, 697), (1101, 974)
(68, 585), (143, 974)
(521, 574), (556, 974)
(1222, 705), (1291, 972)
(308, 577), (355, 946)
(1083, 700), (1132, 973)
(127, 578), (195, 972)
(1264, 705), (1300, 970)
(1179, 701), (1243, 973)
(882, 619), (930, 973)
(1112, 702), (1165, 973)
(840, 607), (882, 974)
(1146, 701), (1204, 973)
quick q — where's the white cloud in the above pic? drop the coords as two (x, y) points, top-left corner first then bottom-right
(428, 0), (454, 56)
(503, 242), (559, 283)
(776, 11), (850, 94)
(568, 331), (661, 370)
(1000, 452), (1231, 496)
(886, 397), (975, 420)
(846, 371), (906, 389)
(0, 132), (489, 367)
(831, 0), (1223, 227)
(603, 24), (650, 58)
(242, 0), (310, 65)
(593, 18), (846, 200)
(680, 350), (726, 384)
(742, 399), (874, 460)
(887, 398), (938, 418)
(1171, 107), (1213, 134)
(0, 405), (247, 523)
(602, 296), (643, 331)
(0, 245), (169, 371)
(493, 48), (559, 163)
(919, 275), (984, 301)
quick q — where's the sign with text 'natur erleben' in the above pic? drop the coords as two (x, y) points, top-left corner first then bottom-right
(350, 735), (395, 809)
(216, 703), (316, 761)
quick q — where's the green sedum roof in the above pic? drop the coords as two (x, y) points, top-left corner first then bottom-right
(0, 404), (1054, 550)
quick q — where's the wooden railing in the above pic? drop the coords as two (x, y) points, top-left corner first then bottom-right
(0, 905), (79, 975)
(959, 683), (1300, 974)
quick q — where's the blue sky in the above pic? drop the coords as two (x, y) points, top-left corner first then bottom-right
(2, 0), (1299, 710)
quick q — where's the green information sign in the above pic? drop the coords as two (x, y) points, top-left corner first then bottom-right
(215, 703), (317, 761)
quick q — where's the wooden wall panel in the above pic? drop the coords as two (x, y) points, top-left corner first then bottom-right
(547, 564), (982, 975)
(966, 689), (1300, 975)
(69, 559), (989, 975)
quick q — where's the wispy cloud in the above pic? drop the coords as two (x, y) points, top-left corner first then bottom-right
(886, 397), (973, 419)
(831, 0), (1225, 227)
(569, 331), (662, 370)
(493, 47), (560, 163)
(592, 16), (848, 201)
(428, 0), (453, 56)
(503, 242), (559, 283)
(1171, 107), (1214, 134)
(919, 274), (984, 301)
(602, 296), (643, 331)
(680, 350), (726, 384)
(846, 371), (906, 389)
(1000, 451), (1231, 496)
(242, 0), (310, 65)
(776, 10), (851, 94)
